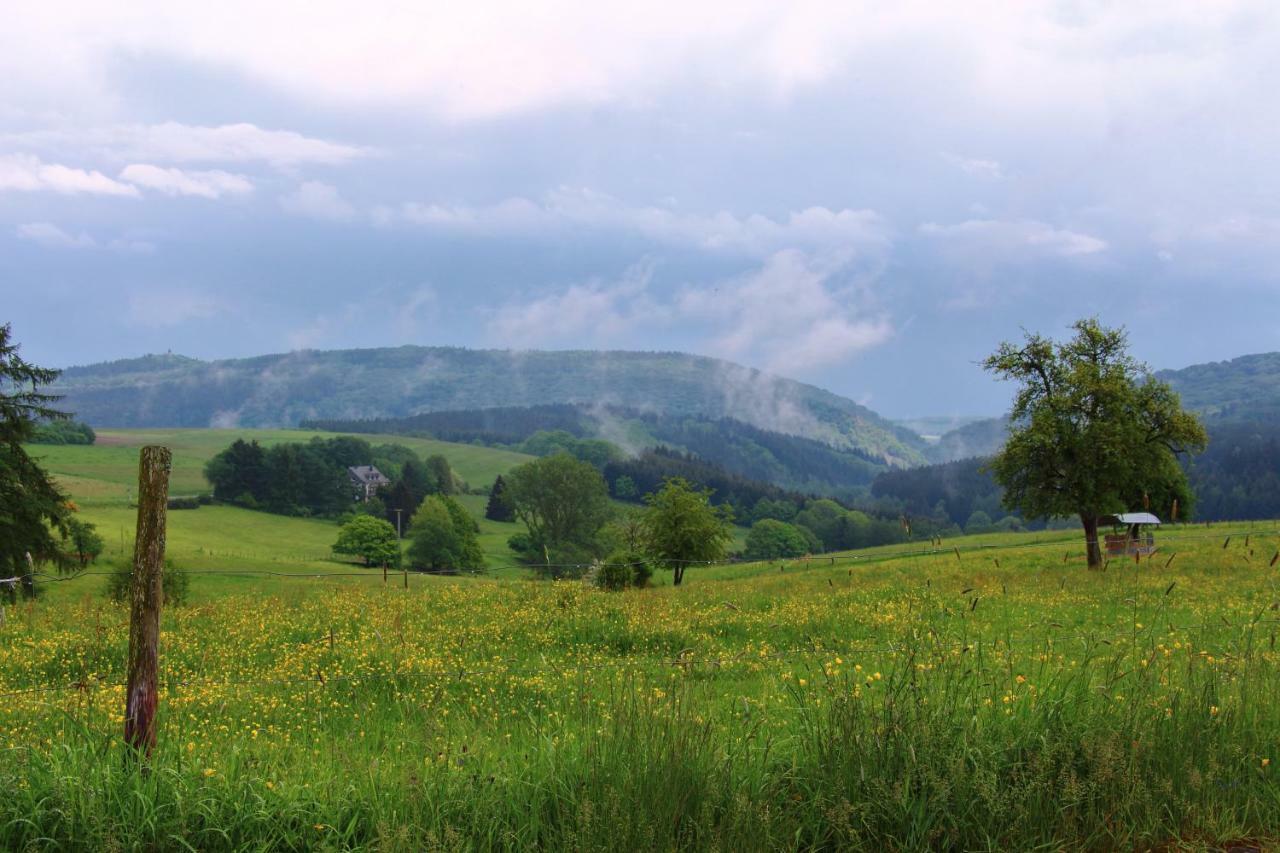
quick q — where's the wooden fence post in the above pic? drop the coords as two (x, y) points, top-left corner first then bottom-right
(124, 446), (171, 759)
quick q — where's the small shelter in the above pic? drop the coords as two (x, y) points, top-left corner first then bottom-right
(347, 465), (390, 502)
(1098, 512), (1161, 557)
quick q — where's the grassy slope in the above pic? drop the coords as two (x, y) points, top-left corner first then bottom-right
(32, 428), (743, 589)
(3, 518), (1279, 848)
(30, 429), (537, 589)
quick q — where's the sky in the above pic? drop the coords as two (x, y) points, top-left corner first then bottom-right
(2, 1), (1279, 419)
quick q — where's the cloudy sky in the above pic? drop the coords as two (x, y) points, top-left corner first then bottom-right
(2, 1), (1278, 418)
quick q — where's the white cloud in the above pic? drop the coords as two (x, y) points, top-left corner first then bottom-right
(943, 153), (1005, 179)
(16, 222), (96, 249)
(919, 218), (1107, 257)
(488, 263), (661, 347)
(279, 181), (356, 220)
(3, 123), (368, 168)
(127, 287), (220, 327)
(678, 250), (892, 373)
(0, 153), (138, 196)
(15, 221), (155, 253)
(488, 251), (890, 374)
(388, 188), (889, 257)
(119, 164), (253, 198)
(0, 2), (1265, 123)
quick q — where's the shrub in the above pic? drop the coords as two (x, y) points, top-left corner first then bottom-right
(595, 551), (635, 591)
(744, 519), (811, 560)
(167, 496), (202, 510)
(105, 559), (191, 606)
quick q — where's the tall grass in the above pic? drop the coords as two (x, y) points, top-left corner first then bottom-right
(3, 526), (1279, 849)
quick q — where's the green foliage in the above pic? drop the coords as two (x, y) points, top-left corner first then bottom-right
(407, 495), (485, 571)
(519, 430), (622, 468)
(638, 477), (733, 586)
(985, 319), (1207, 566)
(505, 453), (613, 572)
(104, 558), (189, 607)
(29, 419), (95, 445)
(333, 515), (401, 567)
(593, 553), (633, 591)
(750, 497), (798, 523)
(204, 436), (444, 519)
(964, 510), (995, 535)
(424, 454), (459, 495)
(743, 519), (811, 560)
(612, 474), (637, 499)
(0, 324), (71, 596)
(484, 475), (515, 522)
(63, 518), (104, 568)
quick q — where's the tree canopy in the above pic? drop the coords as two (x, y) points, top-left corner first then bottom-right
(984, 319), (1207, 567)
(333, 515), (401, 567)
(0, 324), (71, 597)
(638, 477), (733, 586)
(743, 519), (811, 560)
(407, 495), (485, 571)
(504, 452), (613, 569)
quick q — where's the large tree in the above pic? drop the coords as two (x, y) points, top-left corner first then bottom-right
(333, 515), (401, 567)
(0, 324), (71, 598)
(639, 477), (733, 586)
(984, 319), (1207, 568)
(407, 495), (485, 571)
(505, 452), (613, 567)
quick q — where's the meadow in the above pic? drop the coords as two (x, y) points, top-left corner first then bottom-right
(2, 432), (1279, 850)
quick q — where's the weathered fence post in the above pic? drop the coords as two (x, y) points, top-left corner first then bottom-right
(124, 446), (171, 759)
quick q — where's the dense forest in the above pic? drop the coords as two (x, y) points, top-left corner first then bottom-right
(874, 418), (1280, 525)
(203, 435), (458, 522)
(1185, 421), (1280, 521)
(307, 403), (889, 496)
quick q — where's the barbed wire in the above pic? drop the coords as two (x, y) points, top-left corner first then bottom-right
(5, 524), (1277, 586)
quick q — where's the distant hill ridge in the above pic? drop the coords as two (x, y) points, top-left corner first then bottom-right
(52, 345), (928, 467)
(917, 349), (1280, 465)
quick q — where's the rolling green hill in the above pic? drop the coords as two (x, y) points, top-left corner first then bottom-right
(31, 427), (539, 578)
(1156, 351), (1280, 422)
(920, 350), (1280, 465)
(50, 347), (928, 467)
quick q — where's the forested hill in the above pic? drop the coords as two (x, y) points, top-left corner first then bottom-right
(1157, 352), (1280, 422)
(920, 350), (1280, 464)
(305, 404), (891, 497)
(52, 346), (928, 467)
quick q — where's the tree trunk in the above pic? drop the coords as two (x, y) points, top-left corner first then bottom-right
(673, 565), (684, 586)
(1081, 513), (1102, 570)
(125, 446), (171, 759)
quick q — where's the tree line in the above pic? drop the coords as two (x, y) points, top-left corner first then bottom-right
(203, 436), (460, 520)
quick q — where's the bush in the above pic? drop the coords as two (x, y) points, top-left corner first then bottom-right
(744, 519), (811, 560)
(196, 493), (213, 506)
(105, 559), (190, 607)
(167, 496), (202, 510)
(595, 550), (641, 591)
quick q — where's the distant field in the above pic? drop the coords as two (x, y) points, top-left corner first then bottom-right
(30, 428), (535, 500)
(33, 428), (744, 586)
(28, 428), (537, 582)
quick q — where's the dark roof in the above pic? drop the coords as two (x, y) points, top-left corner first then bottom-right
(347, 465), (389, 484)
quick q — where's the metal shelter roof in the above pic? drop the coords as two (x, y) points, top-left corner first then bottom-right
(1098, 512), (1161, 526)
